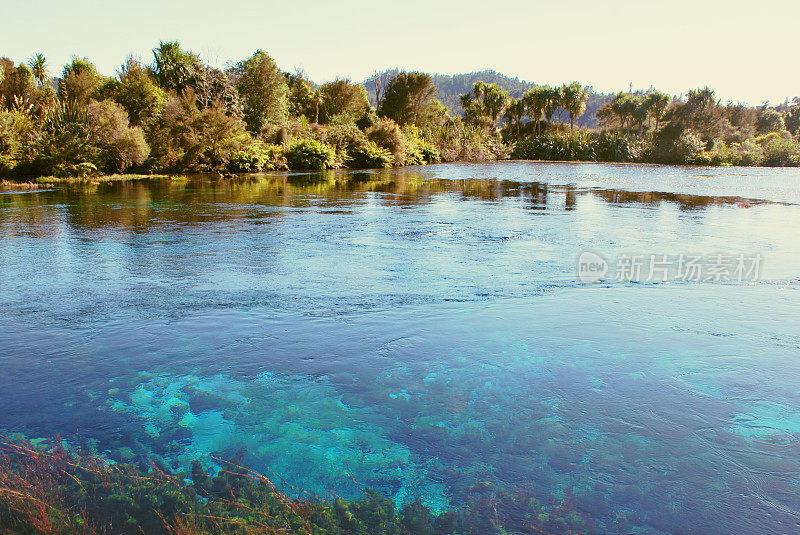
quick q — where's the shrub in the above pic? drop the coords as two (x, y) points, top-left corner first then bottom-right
(24, 101), (98, 177)
(511, 130), (596, 161)
(87, 100), (149, 172)
(228, 140), (287, 172)
(402, 125), (440, 165)
(0, 109), (33, 175)
(284, 138), (336, 170)
(366, 118), (406, 162)
(734, 140), (765, 166)
(347, 140), (393, 169)
(672, 129), (706, 164)
(761, 136), (800, 167)
(320, 118), (368, 159)
(594, 130), (644, 162)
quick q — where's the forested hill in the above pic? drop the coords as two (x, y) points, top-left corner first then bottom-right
(363, 69), (615, 128)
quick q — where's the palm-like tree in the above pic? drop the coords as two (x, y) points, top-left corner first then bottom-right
(523, 86), (550, 135)
(27, 53), (48, 88)
(503, 98), (526, 137)
(152, 41), (198, 93)
(561, 82), (588, 131)
(312, 88), (323, 124)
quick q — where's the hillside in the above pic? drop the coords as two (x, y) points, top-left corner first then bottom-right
(363, 69), (614, 128)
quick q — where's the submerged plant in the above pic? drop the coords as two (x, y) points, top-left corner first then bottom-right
(0, 435), (591, 534)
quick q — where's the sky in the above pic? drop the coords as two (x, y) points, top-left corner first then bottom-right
(2, 0), (799, 104)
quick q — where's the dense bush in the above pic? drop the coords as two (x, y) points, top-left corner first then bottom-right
(87, 100), (149, 172)
(403, 125), (440, 165)
(511, 130), (596, 161)
(366, 118), (406, 162)
(672, 129), (706, 164)
(593, 130), (646, 162)
(284, 138), (336, 170)
(760, 135), (800, 167)
(348, 140), (394, 169)
(0, 109), (33, 174)
(24, 101), (99, 177)
(227, 140), (286, 171)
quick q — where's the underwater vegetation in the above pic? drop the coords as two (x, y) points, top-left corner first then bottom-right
(0, 435), (589, 534)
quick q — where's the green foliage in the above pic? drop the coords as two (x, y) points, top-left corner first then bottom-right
(228, 140), (287, 172)
(147, 96), (248, 172)
(151, 41), (200, 93)
(366, 118), (407, 161)
(512, 130), (598, 161)
(672, 129), (706, 164)
(317, 79), (372, 124)
(0, 109), (33, 174)
(756, 108), (786, 134)
(759, 135), (800, 166)
(320, 115), (368, 157)
(285, 71), (316, 121)
(58, 57), (105, 105)
(108, 58), (167, 129)
(402, 125), (440, 165)
(284, 138), (336, 170)
(234, 50), (289, 133)
(785, 106), (800, 137)
(427, 117), (507, 162)
(87, 99), (149, 172)
(25, 101), (98, 177)
(347, 140), (394, 169)
(147, 95), (203, 171)
(460, 81), (509, 126)
(593, 130), (646, 162)
(378, 72), (441, 127)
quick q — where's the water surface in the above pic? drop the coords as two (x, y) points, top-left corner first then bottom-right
(2, 162), (800, 534)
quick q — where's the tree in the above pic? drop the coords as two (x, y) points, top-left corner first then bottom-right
(195, 105), (247, 167)
(786, 106), (800, 137)
(317, 79), (371, 124)
(598, 92), (639, 131)
(677, 87), (724, 141)
(560, 81), (587, 131)
(378, 72), (439, 127)
(644, 91), (670, 132)
(757, 109), (785, 134)
(366, 118), (406, 161)
(109, 57), (167, 129)
(232, 50), (288, 133)
(152, 41), (200, 93)
(503, 98), (526, 137)
(285, 71), (315, 121)
(58, 58), (104, 105)
(460, 81), (508, 126)
(522, 86), (549, 135)
(27, 54), (48, 89)
(192, 65), (242, 117)
(86, 99), (149, 172)
(542, 86), (561, 124)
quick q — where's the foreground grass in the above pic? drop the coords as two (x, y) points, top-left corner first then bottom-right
(0, 435), (588, 534)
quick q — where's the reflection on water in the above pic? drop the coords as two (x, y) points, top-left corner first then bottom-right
(1, 162), (800, 534)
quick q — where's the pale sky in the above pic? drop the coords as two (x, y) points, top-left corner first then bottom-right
(2, 0), (798, 105)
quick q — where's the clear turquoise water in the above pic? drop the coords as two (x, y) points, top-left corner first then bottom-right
(1, 162), (800, 533)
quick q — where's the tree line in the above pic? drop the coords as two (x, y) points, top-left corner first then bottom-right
(1, 43), (799, 180)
